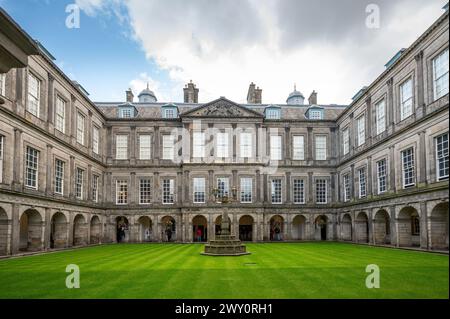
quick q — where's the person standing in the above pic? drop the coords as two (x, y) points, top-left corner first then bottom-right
(196, 227), (202, 242)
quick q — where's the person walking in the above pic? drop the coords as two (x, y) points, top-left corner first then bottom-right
(196, 227), (202, 242)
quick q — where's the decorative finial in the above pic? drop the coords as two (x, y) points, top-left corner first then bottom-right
(294, 83), (297, 91)
(146, 82), (149, 90)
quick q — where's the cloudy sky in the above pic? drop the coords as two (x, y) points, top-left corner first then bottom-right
(1, 0), (447, 104)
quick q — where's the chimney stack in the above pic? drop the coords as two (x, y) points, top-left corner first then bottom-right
(247, 82), (262, 104)
(183, 80), (199, 103)
(126, 88), (134, 103)
(308, 90), (317, 105)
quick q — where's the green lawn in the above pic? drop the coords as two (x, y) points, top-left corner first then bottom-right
(0, 242), (447, 299)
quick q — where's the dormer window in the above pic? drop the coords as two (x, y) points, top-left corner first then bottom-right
(265, 106), (281, 120)
(306, 106), (324, 120)
(162, 104), (178, 119)
(118, 103), (137, 118)
(120, 108), (133, 118)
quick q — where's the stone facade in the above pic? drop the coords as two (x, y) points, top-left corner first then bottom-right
(0, 10), (448, 256)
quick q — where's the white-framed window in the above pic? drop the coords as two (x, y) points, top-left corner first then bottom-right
(0, 135), (3, 184)
(116, 180), (128, 205)
(292, 135), (305, 160)
(435, 132), (449, 180)
(316, 179), (327, 204)
(343, 174), (351, 202)
(54, 159), (64, 195)
(75, 168), (84, 199)
(433, 48), (449, 100)
(357, 115), (365, 146)
(270, 135), (282, 161)
(92, 175), (99, 202)
(266, 108), (280, 119)
(401, 148), (415, 188)
(400, 78), (413, 121)
(315, 135), (327, 160)
(139, 134), (151, 160)
(358, 168), (366, 198)
(240, 132), (252, 158)
(162, 135), (174, 160)
(162, 179), (175, 204)
(25, 146), (39, 189)
(193, 177), (206, 203)
(92, 126), (99, 155)
(377, 159), (387, 194)
(217, 177), (229, 200)
(216, 132), (229, 158)
(193, 132), (205, 158)
(0, 73), (5, 96)
(120, 108), (132, 118)
(76, 112), (85, 145)
(163, 108), (176, 119)
(27, 72), (40, 117)
(375, 99), (386, 135)
(342, 128), (349, 155)
(139, 179), (152, 204)
(293, 179), (305, 204)
(240, 177), (252, 203)
(309, 110), (323, 120)
(55, 96), (66, 133)
(271, 179), (282, 204)
(116, 135), (128, 160)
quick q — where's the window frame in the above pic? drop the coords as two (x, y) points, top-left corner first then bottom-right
(75, 167), (84, 199)
(92, 126), (100, 155)
(116, 180), (128, 205)
(55, 95), (66, 134)
(292, 178), (305, 204)
(139, 178), (152, 205)
(292, 135), (305, 160)
(54, 158), (64, 195)
(76, 112), (85, 145)
(240, 132), (252, 158)
(356, 114), (365, 147)
(375, 99), (386, 135)
(376, 159), (387, 194)
(401, 147), (416, 188)
(315, 135), (327, 160)
(193, 132), (205, 158)
(343, 174), (351, 202)
(270, 135), (282, 161)
(115, 135), (128, 160)
(358, 167), (366, 198)
(27, 72), (40, 117)
(162, 134), (175, 160)
(432, 48), (449, 100)
(399, 78), (413, 121)
(216, 132), (229, 158)
(25, 146), (39, 189)
(316, 179), (327, 204)
(435, 132), (449, 181)
(162, 178), (175, 204)
(240, 177), (253, 203)
(193, 177), (206, 204)
(139, 134), (152, 160)
(271, 179), (282, 204)
(92, 175), (99, 202)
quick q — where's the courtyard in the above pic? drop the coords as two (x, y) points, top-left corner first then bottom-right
(0, 242), (447, 299)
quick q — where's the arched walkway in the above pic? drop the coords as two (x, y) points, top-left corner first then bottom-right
(270, 215), (284, 241)
(73, 214), (87, 246)
(239, 215), (253, 242)
(161, 216), (176, 242)
(0, 208), (8, 255)
(355, 212), (369, 243)
(291, 215), (306, 240)
(314, 215), (328, 241)
(192, 215), (207, 242)
(19, 209), (43, 251)
(116, 216), (129, 243)
(430, 202), (449, 250)
(341, 214), (352, 241)
(50, 212), (68, 248)
(397, 207), (420, 247)
(215, 215), (231, 237)
(138, 216), (152, 242)
(90, 215), (101, 244)
(373, 210), (390, 245)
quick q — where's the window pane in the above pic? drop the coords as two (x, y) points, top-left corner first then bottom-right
(116, 135), (128, 159)
(139, 134), (151, 160)
(315, 136), (327, 160)
(292, 135), (304, 160)
(270, 135), (282, 160)
(240, 132), (252, 158)
(240, 178), (252, 203)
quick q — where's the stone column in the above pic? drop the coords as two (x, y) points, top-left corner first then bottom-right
(208, 170), (214, 203)
(47, 72), (54, 126)
(232, 123), (237, 162)
(12, 128), (22, 191)
(177, 171), (183, 205)
(420, 201), (428, 249)
(14, 68), (23, 115)
(349, 112), (355, 154)
(44, 208), (51, 250)
(307, 127), (313, 162)
(263, 173), (268, 203)
(307, 172), (313, 204)
(331, 172), (337, 203)
(130, 125), (136, 165)
(130, 172), (136, 205)
(153, 172), (160, 204)
(415, 50), (425, 118)
(351, 164), (356, 199)
(11, 203), (20, 254)
(70, 94), (77, 145)
(286, 172), (291, 204)
(285, 126), (290, 165)
(365, 96), (372, 146)
(386, 78), (394, 134)
(418, 131), (427, 186)
(389, 146), (396, 193)
(69, 155), (75, 199)
(154, 126), (160, 161)
(87, 164), (92, 201)
(183, 170), (190, 203)
(255, 124), (260, 162)
(256, 170), (261, 202)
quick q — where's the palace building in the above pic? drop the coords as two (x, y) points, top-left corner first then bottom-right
(0, 7), (448, 256)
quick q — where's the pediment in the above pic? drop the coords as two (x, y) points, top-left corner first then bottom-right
(181, 97), (263, 118)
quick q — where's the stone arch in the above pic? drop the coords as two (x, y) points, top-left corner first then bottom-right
(50, 212), (68, 249)
(0, 207), (8, 255)
(430, 202), (449, 250)
(292, 215), (307, 240)
(73, 214), (88, 246)
(239, 215), (254, 242)
(192, 215), (208, 242)
(270, 215), (284, 241)
(116, 216), (130, 243)
(161, 215), (176, 242)
(341, 213), (352, 241)
(215, 215), (232, 237)
(373, 209), (390, 245)
(90, 215), (101, 244)
(355, 212), (369, 243)
(314, 215), (328, 241)
(19, 209), (43, 251)
(397, 206), (420, 247)
(137, 216), (153, 242)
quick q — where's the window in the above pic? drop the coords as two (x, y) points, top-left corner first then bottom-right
(76, 112), (85, 145)
(54, 159), (64, 195)
(163, 108), (176, 119)
(376, 99), (386, 135)
(193, 178), (206, 203)
(292, 135), (305, 160)
(436, 133), (449, 180)
(116, 135), (128, 160)
(293, 179), (305, 204)
(343, 174), (351, 202)
(377, 159), (387, 194)
(411, 215), (420, 235)
(162, 179), (175, 204)
(266, 108), (280, 119)
(0, 73), (5, 96)
(92, 175), (99, 202)
(116, 180), (128, 204)
(217, 177), (229, 200)
(309, 110), (323, 120)
(193, 132), (205, 158)
(216, 132), (229, 158)
(240, 132), (252, 158)
(433, 48), (449, 100)
(270, 135), (282, 161)
(315, 135), (327, 160)
(0, 135), (3, 184)
(120, 108), (133, 118)
(357, 115), (365, 146)
(400, 78), (413, 120)
(358, 168), (366, 198)
(342, 128), (349, 155)
(240, 178), (252, 203)
(139, 134), (151, 160)
(92, 126), (99, 155)
(162, 135), (174, 160)
(139, 179), (152, 204)
(25, 146), (39, 189)
(75, 168), (84, 199)
(271, 179), (282, 204)
(316, 179), (327, 204)
(401, 148), (415, 187)
(27, 73), (40, 117)
(55, 96), (66, 133)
